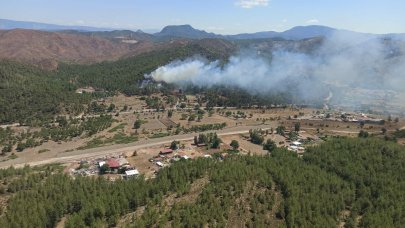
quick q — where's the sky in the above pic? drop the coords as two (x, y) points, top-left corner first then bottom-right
(1, 0), (404, 34)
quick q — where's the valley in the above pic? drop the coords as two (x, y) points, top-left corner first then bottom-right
(0, 13), (405, 227)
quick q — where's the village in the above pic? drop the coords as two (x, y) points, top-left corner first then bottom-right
(0, 93), (403, 173)
(60, 93), (402, 180)
(66, 124), (328, 180)
(69, 143), (209, 180)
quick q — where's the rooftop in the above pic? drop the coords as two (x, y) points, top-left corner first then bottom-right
(107, 159), (120, 168)
(160, 148), (173, 154)
(125, 169), (140, 176)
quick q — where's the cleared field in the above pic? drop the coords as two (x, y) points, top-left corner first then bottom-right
(159, 118), (177, 128)
(141, 119), (167, 130)
(221, 135), (268, 155)
(104, 94), (147, 110)
(126, 147), (159, 178)
(170, 111), (237, 127)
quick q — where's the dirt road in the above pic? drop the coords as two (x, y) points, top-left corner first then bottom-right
(0, 124), (273, 169)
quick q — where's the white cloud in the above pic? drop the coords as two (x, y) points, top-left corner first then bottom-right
(306, 19), (319, 24)
(235, 0), (269, 9)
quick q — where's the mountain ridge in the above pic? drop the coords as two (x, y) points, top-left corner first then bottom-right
(2, 18), (405, 41)
(155, 24), (382, 41)
(155, 24), (219, 39)
(0, 29), (163, 69)
(1, 19), (404, 70)
(0, 29), (237, 69)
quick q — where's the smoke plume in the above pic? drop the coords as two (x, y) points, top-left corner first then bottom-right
(149, 31), (405, 111)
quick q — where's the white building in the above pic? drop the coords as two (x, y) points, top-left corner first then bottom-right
(292, 141), (302, 146)
(98, 161), (106, 167)
(125, 169), (140, 178)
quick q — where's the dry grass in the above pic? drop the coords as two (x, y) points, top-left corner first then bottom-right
(221, 135), (268, 155)
(126, 147), (160, 179)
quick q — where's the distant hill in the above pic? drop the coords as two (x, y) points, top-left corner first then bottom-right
(154, 24), (375, 41)
(227, 26), (336, 40)
(235, 36), (325, 56)
(278, 25), (336, 40)
(61, 30), (155, 42)
(0, 29), (161, 69)
(2, 18), (404, 41)
(0, 18), (114, 31)
(0, 29), (238, 69)
(228, 31), (280, 40)
(0, 19), (404, 70)
(154, 24), (405, 41)
(155, 25), (220, 39)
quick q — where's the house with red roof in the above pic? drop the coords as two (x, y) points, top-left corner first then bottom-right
(107, 159), (120, 171)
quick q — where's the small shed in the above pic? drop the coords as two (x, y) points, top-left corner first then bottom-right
(125, 169), (140, 178)
(160, 148), (173, 155)
(292, 141), (302, 146)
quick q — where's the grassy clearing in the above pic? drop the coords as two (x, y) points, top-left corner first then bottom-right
(78, 137), (105, 150)
(78, 133), (139, 150)
(111, 132), (138, 144)
(149, 132), (170, 139)
(107, 123), (127, 133)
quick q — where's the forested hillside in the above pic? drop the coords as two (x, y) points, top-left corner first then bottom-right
(0, 60), (90, 125)
(1, 41), (291, 126)
(57, 42), (232, 96)
(0, 138), (403, 227)
(0, 42), (233, 125)
(304, 138), (405, 227)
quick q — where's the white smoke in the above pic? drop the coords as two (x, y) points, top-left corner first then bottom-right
(149, 31), (405, 110)
(151, 53), (320, 96)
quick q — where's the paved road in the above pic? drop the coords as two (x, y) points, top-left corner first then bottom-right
(0, 124), (272, 169)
